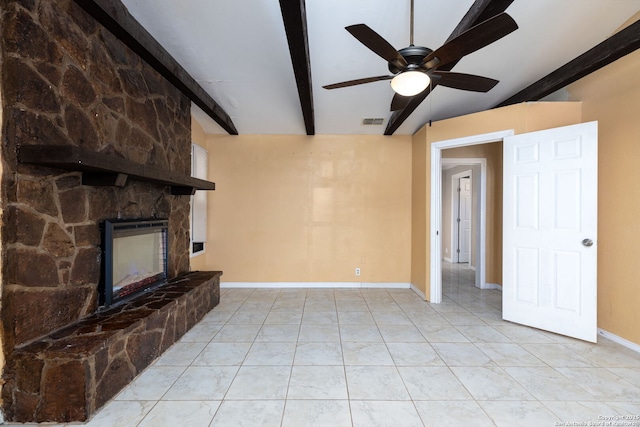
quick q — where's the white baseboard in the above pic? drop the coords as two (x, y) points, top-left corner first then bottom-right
(361, 282), (410, 289)
(221, 282), (411, 289)
(481, 282), (502, 291)
(410, 283), (426, 300)
(598, 329), (640, 354)
(443, 257), (452, 263)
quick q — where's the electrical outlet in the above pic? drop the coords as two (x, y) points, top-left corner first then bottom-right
(355, 267), (361, 276)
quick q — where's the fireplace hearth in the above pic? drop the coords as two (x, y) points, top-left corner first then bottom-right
(5, 271), (222, 422)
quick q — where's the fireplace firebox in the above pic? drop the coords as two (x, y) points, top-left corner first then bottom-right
(100, 219), (169, 307)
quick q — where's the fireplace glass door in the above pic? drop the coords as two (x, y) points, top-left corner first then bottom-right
(101, 219), (169, 306)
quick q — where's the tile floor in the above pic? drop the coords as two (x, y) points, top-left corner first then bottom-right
(6, 263), (640, 426)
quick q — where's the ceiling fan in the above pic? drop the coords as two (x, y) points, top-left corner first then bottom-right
(323, 0), (518, 111)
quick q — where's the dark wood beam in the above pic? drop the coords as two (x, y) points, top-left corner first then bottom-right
(495, 19), (640, 108)
(384, 0), (514, 135)
(279, 0), (315, 135)
(72, 0), (238, 135)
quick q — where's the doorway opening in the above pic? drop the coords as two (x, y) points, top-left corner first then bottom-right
(429, 129), (513, 303)
(430, 123), (598, 343)
(454, 174), (472, 264)
(440, 160), (484, 292)
(446, 169), (473, 266)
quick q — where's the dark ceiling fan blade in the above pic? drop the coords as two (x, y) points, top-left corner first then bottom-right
(390, 93), (412, 111)
(422, 13), (518, 68)
(346, 24), (408, 68)
(323, 75), (393, 90)
(432, 71), (498, 92)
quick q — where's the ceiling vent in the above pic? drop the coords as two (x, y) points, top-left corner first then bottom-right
(362, 118), (384, 125)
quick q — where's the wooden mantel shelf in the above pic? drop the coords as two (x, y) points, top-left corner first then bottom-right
(18, 145), (215, 195)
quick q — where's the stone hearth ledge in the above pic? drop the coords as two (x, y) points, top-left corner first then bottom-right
(2, 271), (222, 423)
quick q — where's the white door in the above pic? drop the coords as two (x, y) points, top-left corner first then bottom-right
(458, 177), (472, 263)
(503, 121), (598, 342)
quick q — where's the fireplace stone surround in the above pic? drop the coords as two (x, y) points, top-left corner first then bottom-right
(5, 271), (221, 422)
(0, 0), (220, 422)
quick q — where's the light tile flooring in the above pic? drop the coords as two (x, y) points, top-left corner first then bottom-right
(7, 263), (640, 426)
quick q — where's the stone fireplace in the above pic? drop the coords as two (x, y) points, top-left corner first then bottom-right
(0, 0), (220, 422)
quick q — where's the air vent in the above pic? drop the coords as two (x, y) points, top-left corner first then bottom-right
(362, 118), (384, 125)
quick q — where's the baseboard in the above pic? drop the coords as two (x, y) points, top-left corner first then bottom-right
(222, 282), (350, 288)
(410, 283), (426, 300)
(443, 257), (452, 263)
(598, 329), (640, 354)
(361, 282), (410, 289)
(482, 282), (502, 291)
(221, 282), (411, 289)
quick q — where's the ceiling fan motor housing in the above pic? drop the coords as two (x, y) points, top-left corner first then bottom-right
(389, 45), (433, 74)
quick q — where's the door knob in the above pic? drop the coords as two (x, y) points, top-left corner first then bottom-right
(582, 238), (594, 247)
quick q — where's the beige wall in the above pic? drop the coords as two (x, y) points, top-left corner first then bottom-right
(565, 48), (640, 345)
(410, 102), (582, 298)
(192, 133), (412, 283)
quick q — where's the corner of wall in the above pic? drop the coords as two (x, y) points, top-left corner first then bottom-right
(411, 126), (429, 299)
(191, 115), (208, 148)
(1, 0), (7, 410)
(189, 116), (212, 273)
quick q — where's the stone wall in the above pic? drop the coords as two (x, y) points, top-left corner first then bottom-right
(0, 0), (192, 358)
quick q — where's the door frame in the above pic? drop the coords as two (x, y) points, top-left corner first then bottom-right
(451, 170), (473, 264)
(430, 129), (514, 303)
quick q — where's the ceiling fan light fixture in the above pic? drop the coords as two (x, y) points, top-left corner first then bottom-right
(390, 70), (430, 96)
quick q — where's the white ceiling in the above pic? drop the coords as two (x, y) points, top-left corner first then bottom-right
(120, 0), (640, 135)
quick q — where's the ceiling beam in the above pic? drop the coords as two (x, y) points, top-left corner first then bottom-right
(495, 18), (640, 108)
(279, 0), (315, 135)
(72, 0), (238, 135)
(384, 0), (514, 135)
